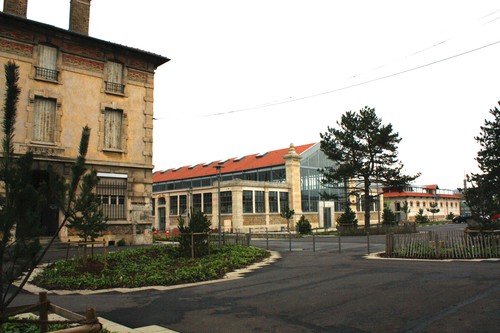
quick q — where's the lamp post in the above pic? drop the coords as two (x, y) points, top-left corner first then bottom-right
(215, 165), (223, 246)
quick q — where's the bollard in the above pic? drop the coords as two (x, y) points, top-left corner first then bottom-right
(313, 231), (316, 252)
(266, 227), (269, 250)
(39, 292), (49, 333)
(338, 234), (342, 253)
(191, 233), (194, 259)
(366, 231), (370, 254)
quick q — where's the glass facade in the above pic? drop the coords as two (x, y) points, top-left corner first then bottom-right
(300, 146), (344, 212)
(269, 191), (278, 212)
(243, 190), (253, 213)
(203, 193), (212, 214)
(220, 191), (232, 214)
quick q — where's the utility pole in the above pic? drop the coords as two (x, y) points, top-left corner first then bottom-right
(215, 165), (223, 247)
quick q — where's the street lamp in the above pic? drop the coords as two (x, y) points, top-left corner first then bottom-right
(214, 165), (223, 246)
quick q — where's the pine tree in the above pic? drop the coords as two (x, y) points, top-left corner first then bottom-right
(427, 202), (440, 222)
(382, 204), (397, 225)
(337, 205), (358, 227)
(320, 106), (419, 228)
(465, 104), (500, 223)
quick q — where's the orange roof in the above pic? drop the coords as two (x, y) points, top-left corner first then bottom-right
(153, 143), (315, 183)
(384, 192), (461, 199)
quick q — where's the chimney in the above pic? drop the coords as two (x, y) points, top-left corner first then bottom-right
(3, 0), (28, 17)
(69, 0), (91, 35)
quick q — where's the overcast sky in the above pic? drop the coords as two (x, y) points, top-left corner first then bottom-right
(5, 0), (500, 190)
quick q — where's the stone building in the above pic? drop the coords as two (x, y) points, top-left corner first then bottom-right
(384, 185), (462, 222)
(152, 143), (383, 232)
(0, 0), (169, 244)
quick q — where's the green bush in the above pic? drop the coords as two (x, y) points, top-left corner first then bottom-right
(296, 215), (312, 234)
(337, 205), (358, 227)
(414, 208), (430, 224)
(382, 205), (397, 225)
(116, 238), (126, 246)
(178, 209), (211, 257)
(446, 212), (455, 220)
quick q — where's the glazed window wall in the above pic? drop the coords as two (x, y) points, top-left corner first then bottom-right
(220, 191), (232, 214)
(269, 191), (278, 212)
(243, 190), (253, 213)
(193, 193), (202, 212)
(203, 193), (212, 214)
(255, 191), (265, 213)
(280, 192), (289, 211)
(152, 167), (286, 193)
(169, 196), (178, 215)
(179, 195), (187, 215)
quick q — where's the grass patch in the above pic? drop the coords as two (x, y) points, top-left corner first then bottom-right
(33, 245), (269, 290)
(1, 316), (113, 333)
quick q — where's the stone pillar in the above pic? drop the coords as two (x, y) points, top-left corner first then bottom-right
(284, 143), (302, 223)
(69, 0), (91, 35)
(3, 0), (28, 17)
(232, 188), (243, 231)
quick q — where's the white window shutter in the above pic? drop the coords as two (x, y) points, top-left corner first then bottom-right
(38, 45), (57, 70)
(107, 62), (123, 84)
(33, 97), (56, 142)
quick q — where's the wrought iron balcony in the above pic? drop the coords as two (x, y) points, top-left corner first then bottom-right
(105, 81), (125, 94)
(35, 67), (59, 81)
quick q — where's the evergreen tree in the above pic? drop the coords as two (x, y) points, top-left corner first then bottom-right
(178, 209), (211, 257)
(320, 106), (419, 228)
(382, 204), (397, 225)
(427, 202), (440, 222)
(296, 215), (312, 234)
(414, 208), (430, 224)
(400, 201), (411, 222)
(280, 206), (295, 232)
(0, 62), (94, 318)
(465, 104), (500, 222)
(337, 205), (358, 226)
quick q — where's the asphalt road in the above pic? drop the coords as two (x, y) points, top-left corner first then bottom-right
(12, 223), (499, 333)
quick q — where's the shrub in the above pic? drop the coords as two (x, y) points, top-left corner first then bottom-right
(337, 205), (358, 226)
(116, 239), (126, 246)
(414, 208), (430, 223)
(382, 205), (397, 225)
(296, 215), (312, 234)
(446, 212), (455, 220)
(178, 209), (211, 257)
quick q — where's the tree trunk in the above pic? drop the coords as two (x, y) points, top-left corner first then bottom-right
(364, 178), (371, 229)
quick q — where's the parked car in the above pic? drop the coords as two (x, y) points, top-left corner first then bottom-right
(452, 215), (470, 223)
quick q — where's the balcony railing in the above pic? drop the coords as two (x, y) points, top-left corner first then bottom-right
(35, 67), (59, 81)
(105, 81), (125, 94)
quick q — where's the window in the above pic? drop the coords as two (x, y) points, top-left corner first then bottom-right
(105, 61), (125, 94)
(255, 191), (265, 213)
(169, 196), (178, 215)
(104, 108), (123, 150)
(269, 191), (278, 213)
(243, 190), (253, 213)
(97, 177), (127, 220)
(33, 96), (56, 143)
(416, 201), (420, 207)
(36, 45), (58, 81)
(279, 192), (289, 212)
(423, 202), (426, 207)
(193, 193), (202, 212)
(410, 201), (413, 207)
(220, 191), (232, 214)
(179, 195), (187, 214)
(151, 198), (155, 216)
(158, 207), (166, 230)
(203, 193), (212, 214)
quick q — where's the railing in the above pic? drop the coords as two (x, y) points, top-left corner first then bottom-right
(105, 81), (125, 94)
(35, 67), (59, 81)
(386, 229), (500, 259)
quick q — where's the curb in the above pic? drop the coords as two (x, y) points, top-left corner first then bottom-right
(364, 251), (500, 262)
(16, 250), (281, 296)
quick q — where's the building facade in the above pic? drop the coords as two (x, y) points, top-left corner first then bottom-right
(152, 143), (383, 232)
(0, 0), (169, 244)
(384, 185), (462, 221)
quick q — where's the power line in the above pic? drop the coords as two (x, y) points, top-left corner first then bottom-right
(197, 39), (500, 117)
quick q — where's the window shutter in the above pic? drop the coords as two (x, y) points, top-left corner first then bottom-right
(107, 61), (123, 84)
(33, 97), (56, 142)
(38, 45), (57, 70)
(104, 108), (123, 149)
